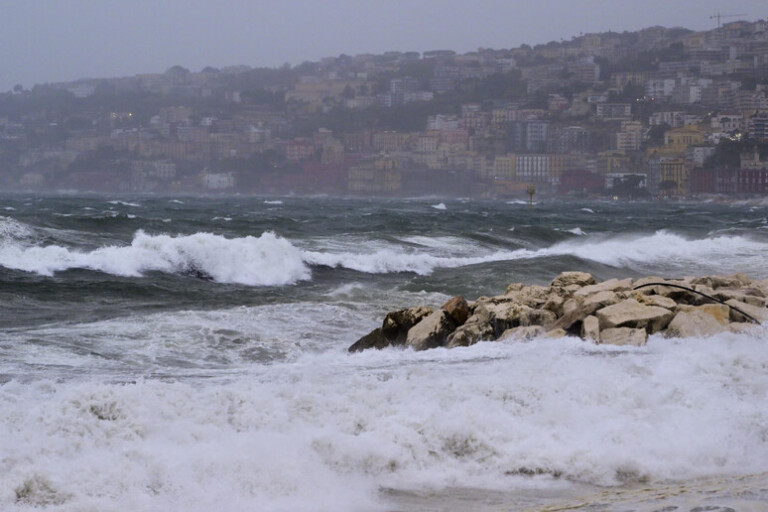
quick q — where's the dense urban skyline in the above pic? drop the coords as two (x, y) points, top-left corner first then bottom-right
(2, 0), (767, 92)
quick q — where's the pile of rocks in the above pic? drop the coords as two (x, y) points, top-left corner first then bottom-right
(349, 272), (768, 352)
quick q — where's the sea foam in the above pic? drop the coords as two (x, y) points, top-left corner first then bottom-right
(1, 327), (766, 511)
(0, 230), (310, 286)
(543, 230), (768, 276)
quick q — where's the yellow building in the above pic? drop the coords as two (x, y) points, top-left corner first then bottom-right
(659, 157), (689, 196)
(596, 151), (631, 175)
(664, 125), (705, 151)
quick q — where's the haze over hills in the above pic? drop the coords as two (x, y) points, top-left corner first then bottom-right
(1, 18), (768, 198)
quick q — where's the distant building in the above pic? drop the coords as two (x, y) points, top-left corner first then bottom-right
(506, 120), (549, 153)
(594, 103), (632, 121)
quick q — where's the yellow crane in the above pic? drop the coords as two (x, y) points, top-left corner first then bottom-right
(710, 12), (747, 28)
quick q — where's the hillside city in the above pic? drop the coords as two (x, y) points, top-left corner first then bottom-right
(2, 18), (768, 199)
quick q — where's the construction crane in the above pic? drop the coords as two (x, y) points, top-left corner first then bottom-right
(710, 12), (747, 28)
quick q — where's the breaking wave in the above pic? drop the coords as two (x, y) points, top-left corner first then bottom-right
(0, 230), (310, 286)
(302, 230), (768, 278)
(543, 230), (768, 275)
(2, 227), (766, 283)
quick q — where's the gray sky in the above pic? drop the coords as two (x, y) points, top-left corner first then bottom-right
(1, 0), (766, 92)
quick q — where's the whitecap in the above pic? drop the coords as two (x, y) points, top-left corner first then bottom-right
(0, 216), (35, 243)
(432, 203), (447, 210)
(107, 200), (141, 207)
(0, 230), (310, 286)
(541, 230), (768, 277)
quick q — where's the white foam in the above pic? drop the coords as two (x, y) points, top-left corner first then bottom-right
(107, 200), (141, 207)
(432, 203), (447, 210)
(302, 247), (519, 275)
(555, 227), (587, 236)
(0, 216), (35, 243)
(264, 200), (283, 205)
(0, 230), (310, 286)
(302, 229), (768, 279)
(542, 230), (768, 276)
(1, 329), (766, 510)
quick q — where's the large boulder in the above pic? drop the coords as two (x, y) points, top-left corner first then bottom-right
(666, 305), (731, 338)
(445, 318), (494, 348)
(553, 300), (601, 332)
(406, 310), (458, 351)
(712, 289), (767, 308)
(441, 296), (470, 325)
(582, 290), (621, 310)
(503, 284), (553, 309)
(381, 306), (434, 343)
(596, 299), (674, 333)
(348, 328), (389, 353)
(473, 299), (556, 337)
(348, 305), (433, 352)
(725, 299), (768, 323)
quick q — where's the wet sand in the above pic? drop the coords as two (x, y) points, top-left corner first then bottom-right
(382, 472), (768, 511)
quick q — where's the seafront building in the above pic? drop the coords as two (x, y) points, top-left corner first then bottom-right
(3, 18), (768, 197)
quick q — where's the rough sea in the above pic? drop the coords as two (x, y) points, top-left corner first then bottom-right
(1, 194), (767, 512)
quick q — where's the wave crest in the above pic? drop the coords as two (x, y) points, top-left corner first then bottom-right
(0, 230), (310, 286)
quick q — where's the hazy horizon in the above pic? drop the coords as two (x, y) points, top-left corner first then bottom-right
(2, 0), (767, 92)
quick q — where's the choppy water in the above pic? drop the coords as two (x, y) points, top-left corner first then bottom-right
(1, 194), (767, 511)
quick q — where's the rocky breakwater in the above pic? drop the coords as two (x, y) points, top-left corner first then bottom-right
(349, 272), (768, 352)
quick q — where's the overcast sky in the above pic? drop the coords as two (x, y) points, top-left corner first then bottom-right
(1, 0), (766, 92)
